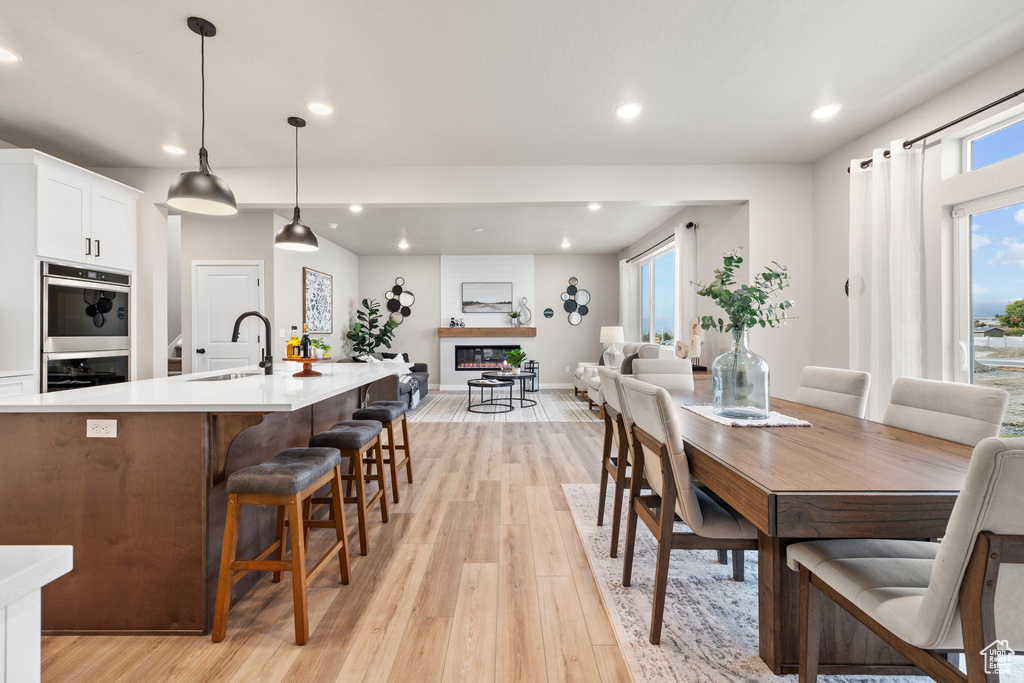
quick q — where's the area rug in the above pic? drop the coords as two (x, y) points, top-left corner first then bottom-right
(408, 391), (601, 422)
(561, 483), (919, 682)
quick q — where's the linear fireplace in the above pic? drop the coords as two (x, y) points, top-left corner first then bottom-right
(455, 345), (521, 371)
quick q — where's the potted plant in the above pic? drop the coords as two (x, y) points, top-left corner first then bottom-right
(508, 310), (521, 328)
(346, 299), (397, 355)
(310, 338), (331, 359)
(697, 247), (793, 420)
(505, 348), (527, 375)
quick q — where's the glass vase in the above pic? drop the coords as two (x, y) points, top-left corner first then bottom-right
(712, 327), (770, 420)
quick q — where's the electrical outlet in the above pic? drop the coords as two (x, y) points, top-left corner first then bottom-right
(86, 419), (117, 438)
(565, 366), (570, 373)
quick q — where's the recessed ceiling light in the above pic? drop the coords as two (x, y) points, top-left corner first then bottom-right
(327, 222), (338, 229)
(349, 204), (363, 213)
(398, 239), (409, 249)
(162, 144), (187, 155)
(561, 239), (571, 249)
(588, 203), (601, 211)
(0, 44), (23, 62)
(307, 101), (334, 115)
(473, 228), (484, 232)
(810, 103), (842, 120)
(615, 102), (643, 119)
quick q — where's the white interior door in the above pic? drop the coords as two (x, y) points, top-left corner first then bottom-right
(193, 263), (264, 373)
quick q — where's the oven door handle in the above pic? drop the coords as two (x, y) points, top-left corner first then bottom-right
(43, 275), (131, 294)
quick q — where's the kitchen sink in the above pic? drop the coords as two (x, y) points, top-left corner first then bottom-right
(186, 372), (262, 382)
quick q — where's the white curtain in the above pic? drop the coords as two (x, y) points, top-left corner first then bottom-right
(673, 221), (697, 344)
(849, 139), (924, 421)
(619, 258), (640, 341)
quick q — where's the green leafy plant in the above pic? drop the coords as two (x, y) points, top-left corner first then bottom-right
(508, 311), (521, 319)
(696, 248), (794, 333)
(346, 298), (397, 355)
(310, 338), (332, 356)
(505, 348), (527, 368)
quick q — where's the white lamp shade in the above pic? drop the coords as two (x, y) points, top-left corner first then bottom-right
(600, 326), (625, 344)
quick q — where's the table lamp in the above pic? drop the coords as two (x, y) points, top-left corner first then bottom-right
(600, 326), (625, 368)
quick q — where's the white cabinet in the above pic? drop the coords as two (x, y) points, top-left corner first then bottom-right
(34, 159), (138, 272)
(0, 373), (37, 397)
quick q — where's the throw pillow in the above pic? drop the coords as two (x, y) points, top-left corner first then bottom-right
(619, 353), (640, 375)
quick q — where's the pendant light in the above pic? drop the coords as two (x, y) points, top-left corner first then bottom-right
(167, 17), (237, 216)
(274, 117), (319, 251)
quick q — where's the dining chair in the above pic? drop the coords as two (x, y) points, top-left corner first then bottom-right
(788, 436), (1024, 682)
(619, 376), (758, 645)
(794, 366), (871, 418)
(596, 367), (633, 557)
(631, 358), (695, 392)
(883, 377), (1008, 446)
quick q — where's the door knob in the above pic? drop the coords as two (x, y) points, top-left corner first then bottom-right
(196, 348), (206, 354)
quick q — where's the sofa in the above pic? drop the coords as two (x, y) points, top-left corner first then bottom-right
(340, 353), (429, 408)
(575, 342), (669, 412)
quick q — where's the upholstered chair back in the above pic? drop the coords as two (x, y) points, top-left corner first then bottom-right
(795, 366), (871, 419)
(619, 377), (705, 533)
(883, 378), (1007, 447)
(911, 437), (1024, 649)
(636, 344), (664, 359)
(632, 358), (695, 392)
(599, 367), (628, 450)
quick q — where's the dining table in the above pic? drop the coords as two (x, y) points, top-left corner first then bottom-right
(675, 378), (972, 675)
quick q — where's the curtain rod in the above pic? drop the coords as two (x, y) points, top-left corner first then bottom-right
(626, 235), (674, 263)
(846, 85), (1024, 173)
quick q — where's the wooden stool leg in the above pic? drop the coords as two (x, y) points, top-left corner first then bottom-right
(732, 550), (745, 582)
(717, 550), (729, 565)
(400, 415), (413, 483)
(344, 454), (355, 498)
(272, 505), (286, 583)
(609, 448), (629, 558)
(798, 566), (822, 682)
(352, 451), (369, 555)
(374, 439), (389, 523)
(385, 421), (400, 504)
(212, 494), (241, 642)
(330, 467), (350, 583)
(302, 497), (313, 550)
(289, 494), (309, 645)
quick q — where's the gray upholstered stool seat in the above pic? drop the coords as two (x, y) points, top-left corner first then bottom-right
(310, 420), (382, 450)
(353, 400), (407, 423)
(227, 447), (341, 496)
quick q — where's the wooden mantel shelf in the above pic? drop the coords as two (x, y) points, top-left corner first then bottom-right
(437, 327), (537, 338)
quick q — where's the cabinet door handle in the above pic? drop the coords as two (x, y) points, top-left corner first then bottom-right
(95, 240), (101, 257)
(86, 238), (92, 255)
(196, 348), (206, 354)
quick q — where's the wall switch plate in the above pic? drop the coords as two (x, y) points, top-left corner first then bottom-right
(86, 419), (117, 438)
(565, 366), (570, 373)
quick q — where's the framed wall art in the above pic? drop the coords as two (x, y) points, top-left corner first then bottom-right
(302, 266), (333, 334)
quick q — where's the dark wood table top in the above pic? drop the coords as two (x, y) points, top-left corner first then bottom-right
(672, 383), (972, 495)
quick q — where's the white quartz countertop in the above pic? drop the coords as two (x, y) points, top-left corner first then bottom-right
(0, 361), (409, 413)
(0, 545), (73, 608)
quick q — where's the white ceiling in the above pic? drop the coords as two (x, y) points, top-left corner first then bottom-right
(282, 203), (695, 255)
(1, 1), (1023, 169)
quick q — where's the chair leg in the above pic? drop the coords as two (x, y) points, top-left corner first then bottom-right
(732, 550), (745, 582)
(329, 467), (350, 584)
(373, 440), (389, 523)
(288, 494), (309, 645)
(351, 452), (369, 555)
(272, 505), (286, 583)
(717, 549), (729, 565)
(622, 494), (640, 588)
(385, 421), (400, 504)
(609, 458), (629, 558)
(400, 415), (413, 483)
(597, 462), (609, 527)
(344, 453), (355, 498)
(649, 490), (676, 645)
(798, 567), (822, 683)
(211, 494), (241, 642)
(302, 497), (313, 550)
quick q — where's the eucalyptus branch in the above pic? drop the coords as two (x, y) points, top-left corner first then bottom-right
(696, 248), (794, 333)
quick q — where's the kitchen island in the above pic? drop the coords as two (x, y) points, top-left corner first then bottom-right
(0, 361), (408, 634)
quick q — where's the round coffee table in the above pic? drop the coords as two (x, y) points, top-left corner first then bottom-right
(481, 372), (537, 408)
(467, 378), (514, 413)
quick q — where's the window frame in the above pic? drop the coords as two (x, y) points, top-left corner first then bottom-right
(636, 243), (675, 345)
(960, 110), (1024, 173)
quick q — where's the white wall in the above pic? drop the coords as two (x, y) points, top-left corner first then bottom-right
(272, 214), (359, 359)
(98, 163), (814, 396)
(166, 215), (181, 345)
(812, 47), (1024, 379)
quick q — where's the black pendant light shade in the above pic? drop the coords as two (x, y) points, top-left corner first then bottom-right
(274, 117), (318, 251)
(167, 17), (237, 216)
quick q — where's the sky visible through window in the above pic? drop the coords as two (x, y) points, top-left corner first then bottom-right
(971, 117), (1024, 171)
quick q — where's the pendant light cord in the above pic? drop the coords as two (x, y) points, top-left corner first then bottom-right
(294, 125), (299, 208)
(200, 33), (206, 151)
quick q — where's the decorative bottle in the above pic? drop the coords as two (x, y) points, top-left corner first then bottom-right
(300, 324), (311, 359)
(711, 327), (770, 420)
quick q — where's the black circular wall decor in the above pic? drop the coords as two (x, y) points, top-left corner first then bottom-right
(562, 277), (591, 325)
(386, 277), (414, 325)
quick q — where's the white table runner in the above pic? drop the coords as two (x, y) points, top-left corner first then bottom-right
(683, 403), (811, 428)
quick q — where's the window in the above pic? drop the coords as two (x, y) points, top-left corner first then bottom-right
(963, 113), (1024, 171)
(637, 247), (675, 344)
(953, 188), (1024, 432)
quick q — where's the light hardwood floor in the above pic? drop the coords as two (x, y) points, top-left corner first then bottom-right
(41, 420), (631, 682)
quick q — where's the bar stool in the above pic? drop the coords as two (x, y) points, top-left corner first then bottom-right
(352, 401), (413, 504)
(310, 420), (389, 555)
(212, 447), (349, 646)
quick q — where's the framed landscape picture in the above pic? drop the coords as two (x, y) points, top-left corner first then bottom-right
(462, 282), (513, 313)
(303, 267), (333, 334)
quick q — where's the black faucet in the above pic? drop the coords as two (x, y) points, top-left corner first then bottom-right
(231, 311), (274, 375)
